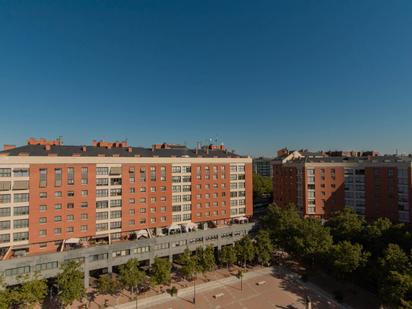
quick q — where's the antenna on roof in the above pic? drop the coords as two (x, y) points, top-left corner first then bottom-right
(57, 136), (63, 145)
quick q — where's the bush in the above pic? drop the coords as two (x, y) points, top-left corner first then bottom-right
(170, 286), (178, 297)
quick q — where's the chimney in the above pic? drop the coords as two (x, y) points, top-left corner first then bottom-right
(82, 146), (87, 152)
(92, 140), (98, 147)
(128, 147), (132, 153)
(3, 145), (16, 151)
(45, 145), (51, 151)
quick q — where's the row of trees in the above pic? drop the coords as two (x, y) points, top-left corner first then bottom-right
(0, 232), (273, 309)
(261, 203), (412, 308)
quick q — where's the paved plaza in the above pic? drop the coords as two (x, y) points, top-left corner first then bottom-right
(110, 267), (346, 309)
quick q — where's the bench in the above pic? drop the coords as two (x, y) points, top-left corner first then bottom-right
(213, 293), (224, 299)
(256, 281), (266, 286)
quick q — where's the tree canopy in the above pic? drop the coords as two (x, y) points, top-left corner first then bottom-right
(56, 261), (86, 307)
(253, 173), (273, 197)
(150, 257), (171, 285)
(118, 258), (145, 295)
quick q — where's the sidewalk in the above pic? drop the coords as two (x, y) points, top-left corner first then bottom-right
(110, 266), (351, 309)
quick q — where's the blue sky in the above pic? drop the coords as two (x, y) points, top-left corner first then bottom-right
(0, 0), (411, 157)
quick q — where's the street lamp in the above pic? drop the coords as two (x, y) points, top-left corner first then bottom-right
(237, 270), (243, 291)
(193, 274), (197, 304)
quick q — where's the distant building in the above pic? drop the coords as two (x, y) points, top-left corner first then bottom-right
(253, 157), (273, 177)
(272, 149), (411, 223)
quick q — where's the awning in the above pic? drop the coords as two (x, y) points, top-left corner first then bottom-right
(13, 180), (29, 190)
(110, 167), (122, 175)
(66, 238), (80, 244)
(92, 234), (109, 239)
(0, 181), (11, 191)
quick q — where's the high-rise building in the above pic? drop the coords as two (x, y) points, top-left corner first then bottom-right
(272, 151), (411, 223)
(0, 138), (253, 286)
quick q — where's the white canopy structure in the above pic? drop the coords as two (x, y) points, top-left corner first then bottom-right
(183, 222), (198, 232)
(66, 238), (80, 244)
(136, 230), (149, 239)
(233, 216), (249, 223)
(168, 223), (181, 233)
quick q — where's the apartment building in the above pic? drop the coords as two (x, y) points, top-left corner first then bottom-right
(272, 151), (412, 223)
(0, 138), (253, 285)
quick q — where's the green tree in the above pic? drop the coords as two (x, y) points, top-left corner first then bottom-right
(118, 258), (145, 295)
(235, 236), (255, 267)
(219, 246), (237, 270)
(261, 204), (303, 251)
(150, 257), (171, 285)
(56, 261), (86, 308)
(292, 218), (333, 265)
(0, 275), (10, 309)
(199, 245), (216, 273)
(179, 248), (199, 280)
(326, 208), (365, 242)
(381, 271), (412, 306)
(255, 230), (273, 266)
(96, 274), (120, 296)
(329, 241), (369, 279)
(10, 274), (47, 308)
(253, 173), (273, 197)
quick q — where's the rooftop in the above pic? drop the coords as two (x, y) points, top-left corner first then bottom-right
(0, 139), (244, 158)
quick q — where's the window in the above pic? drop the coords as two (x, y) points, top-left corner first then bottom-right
(129, 187), (135, 193)
(55, 191), (62, 197)
(96, 189), (108, 197)
(81, 167), (88, 184)
(81, 225), (88, 231)
(96, 212), (108, 220)
(0, 194), (11, 204)
(66, 203), (74, 209)
(39, 217), (47, 224)
(0, 168), (11, 177)
(67, 191), (74, 197)
(110, 221), (121, 229)
(110, 200), (121, 207)
(0, 233), (10, 243)
(40, 205), (47, 211)
(96, 201), (108, 209)
(54, 204), (62, 210)
(81, 213), (88, 220)
(14, 193), (29, 203)
(53, 228), (62, 235)
(172, 166), (181, 173)
(160, 166), (166, 181)
(13, 219), (28, 229)
(96, 167), (108, 175)
(129, 198), (135, 204)
(66, 167), (74, 185)
(80, 202), (88, 208)
(110, 211), (122, 219)
(96, 223), (108, 231)
(97, 178), (109, 186)
(39, 169), (47, 187)
(139, 208), (146, 213)
(129, 219), (135, 225)
(4, 266), (31, 277)
(129, 209), (135, 215)
(150, 186), (156, 192)
(150, 167), (156, 181)
(39, 229), (47, 236)
(66, 226), (74, 233)
(81, 190), (88, 196)
(40, 192), (47, 198)
(14, 206), (29, 216)
(0, 221), (10, 230)
(54, 216), (62, 222)
(13, 231), (29, 241)
(140, 187), (146, 192)
(55, 168), (62, 187)
(139, 218), (146, 224)
(150, 197), (156, 203)
(140, 167), (146, 182)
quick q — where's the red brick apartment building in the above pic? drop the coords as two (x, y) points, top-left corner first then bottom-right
(0, 138), (252, 258)
(272, 150), (412, 223)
